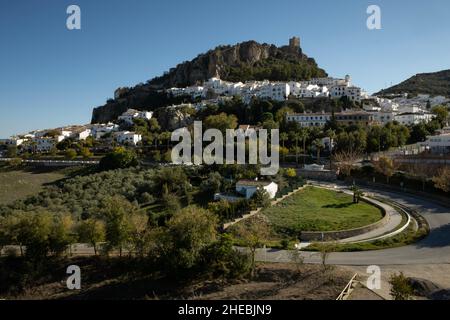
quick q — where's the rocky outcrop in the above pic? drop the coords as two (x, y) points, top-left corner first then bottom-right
(91, 39), (327, 123)
(156, 105), (194, 131)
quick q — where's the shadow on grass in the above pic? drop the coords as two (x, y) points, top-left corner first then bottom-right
(322, 202), (354, 209)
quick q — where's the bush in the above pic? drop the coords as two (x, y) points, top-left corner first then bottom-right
(65, 149), (77, 160)
(389, 272), (414, 300)
(99, 147), (138, 171)
(202, 234), (251, 280)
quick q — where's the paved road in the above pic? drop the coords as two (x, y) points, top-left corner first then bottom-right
(311, 185), (405, 243)
(255, 184), (450, 266)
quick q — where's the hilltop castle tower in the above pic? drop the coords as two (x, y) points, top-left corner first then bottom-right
(289, 37), (301, 49)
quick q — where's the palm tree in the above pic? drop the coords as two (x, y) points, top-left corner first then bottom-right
(351, 185), (364, 203)
(299, 128), (309, 166)
(280, 132), (289, 149)
(313, 138), (324, 164)
(290, 131), (302, 164)
(325, 129), (336, 169)
(280, 132), (289, 162)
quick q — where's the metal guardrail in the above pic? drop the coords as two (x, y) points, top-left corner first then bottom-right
(336, 273), (358, 300)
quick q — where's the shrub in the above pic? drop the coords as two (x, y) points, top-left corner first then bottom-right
(389, 272), (414, 300)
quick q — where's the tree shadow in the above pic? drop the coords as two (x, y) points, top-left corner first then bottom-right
(415, 223), (450, 249)
(322, 202), (354, 209)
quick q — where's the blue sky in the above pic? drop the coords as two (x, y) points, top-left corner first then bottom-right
(1, 0), (449, 138)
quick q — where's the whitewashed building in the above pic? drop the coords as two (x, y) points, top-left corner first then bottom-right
(256, 83), (290, 101)
(0, 137), (24, 146)
(91, 123), (119, 139)
(114, 131), (142, 146)
(33, 135), (65, 152)
(370, 111), (395, 125)
(420, 133), (450, 154)
(118, 109), (153, 125)
(235, 180), (278, 199)
(75, 129), (92, 141)
(394, 112), (435, 125)
(286, 112), (332, 127)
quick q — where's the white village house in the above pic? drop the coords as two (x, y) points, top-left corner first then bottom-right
(214, 180), (278, 202)
(118, 109), (153, 125)
(0, 137), (25, 147)
(114, 131), (142, 146)
(420, 133), (450, 154)
(235, 179), (278, 199)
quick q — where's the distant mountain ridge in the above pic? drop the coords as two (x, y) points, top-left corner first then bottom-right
(376, 69), (450, 97)
(91, 38), (327, 123)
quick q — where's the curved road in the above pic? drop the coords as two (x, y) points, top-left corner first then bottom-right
(256, 185), (450, 266)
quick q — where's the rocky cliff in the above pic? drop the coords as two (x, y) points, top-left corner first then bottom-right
(91, 39), (327, 123)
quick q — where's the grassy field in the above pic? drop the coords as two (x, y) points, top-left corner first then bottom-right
(263, 186), (383, 234)
(0, 168), (65, 205)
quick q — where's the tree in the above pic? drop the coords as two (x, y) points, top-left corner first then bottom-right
(162, 192), (182, 215)
(299, 129), (309, 166)
(6, 145), (17, 158)
(152, 166), (188, 196)
(200, 172), (223, 197)
(389, 272), (413, 300)
(289, 248), (304, 274)
(313, 139), (324, 164)
(65, 148), (77, 160)
(313, 241), (337, 270)
(204, 113), (238, 134)
(159, 131), (172, 150)
(333, 150), (361, 178)
(164, 206), (218, 271)
(76, 219), (106, 255)
(280, 132), (289, 161)
(373, 156), (397, 184)
(48, 213), (75, 256)
(0, 216), (12, 255)
(79, 147), (93, 159)
(128, 213), (150, 257)
(279, 146), (289, 162)
(432, 166), (450, 193)
(275, 106), (294, 123)
(325, 129), (336, 169)
(101, 196), (137, 256)
(15, 212), (53, 260)
(202, 234), (251, 281)
(233, 215), (270, 277)
(350, 185), (364, 204)
(99, 147), (138, 171)
(148, 118), (161, 133)
(431, 105), (449, 127)
(251, 189), (272, 209)
(290, 131), (302, 164)
(284, 168), (297, 178)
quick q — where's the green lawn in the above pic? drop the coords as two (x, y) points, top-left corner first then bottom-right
(263, 186), (383, 234)
(0, 169), (65, 205)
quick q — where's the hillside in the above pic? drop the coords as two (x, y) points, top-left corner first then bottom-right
(376, 69), (450, 97)
(91, 38), (327, 123)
